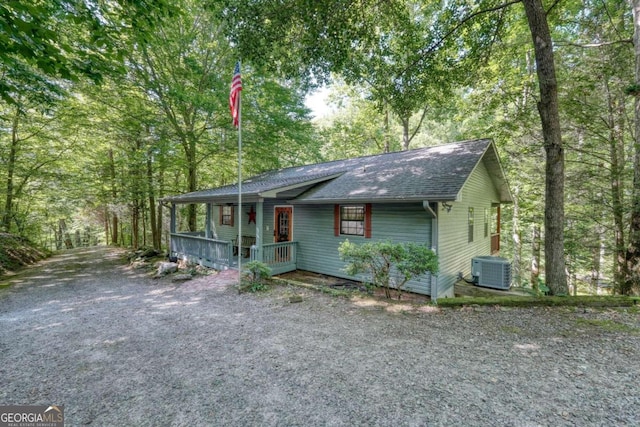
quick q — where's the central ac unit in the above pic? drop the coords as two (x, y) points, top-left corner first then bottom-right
(471, 256), (512, 290)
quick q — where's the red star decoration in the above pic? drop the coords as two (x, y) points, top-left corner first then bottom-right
(247, 206), (256, 224)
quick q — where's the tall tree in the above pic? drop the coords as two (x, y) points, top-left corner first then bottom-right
(521, 0), (567, 294)
(0, 99), (78, 234)
(628, 0), (640, 294)
(557, 0), (633, 294)
(128, 0), (232, 231)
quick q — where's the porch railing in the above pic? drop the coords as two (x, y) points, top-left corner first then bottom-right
(491, 233), (500, 254)
(252, 241), (297, 275)
(170, 233), (232, 270)
(170, 233), (297, 274)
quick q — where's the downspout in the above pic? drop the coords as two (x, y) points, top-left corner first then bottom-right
(423, 201), (438, 303)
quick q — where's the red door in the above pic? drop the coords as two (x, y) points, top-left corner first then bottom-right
(274, 207), (292, 261)
(274, 206), (292, 242)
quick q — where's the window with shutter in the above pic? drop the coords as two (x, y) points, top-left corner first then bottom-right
(335, 204), (371, 238)
(220, 205), (234, 226)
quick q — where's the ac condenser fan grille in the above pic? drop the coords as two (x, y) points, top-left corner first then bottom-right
(472, 256), (512, 290)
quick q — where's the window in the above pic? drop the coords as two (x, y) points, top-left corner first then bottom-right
(468, 207), (474, 243)
(341, 205), (365, 235)
(334, 204), (372, 238)
(220, 205), (234, 226)
(484, 208), (489, 238)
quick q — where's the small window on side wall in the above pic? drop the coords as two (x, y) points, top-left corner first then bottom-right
(468, 207), (474, 243)
(220, 205), (234, 226)
(334, 204), (372, 238)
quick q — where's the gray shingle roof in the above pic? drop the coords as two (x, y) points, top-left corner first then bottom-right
(163, 138), (512, 204)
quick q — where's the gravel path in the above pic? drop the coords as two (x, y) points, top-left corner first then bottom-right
(0, 246), (639, 426)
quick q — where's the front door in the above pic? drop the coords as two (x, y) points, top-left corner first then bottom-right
(274, 206), (293, 242)
(274, 206), (293, 262)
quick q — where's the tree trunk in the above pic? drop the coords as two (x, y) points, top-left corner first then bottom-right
(147, 151), (159, 250)
(531, 224), (540, 291)
(55, 222), (62, 250)
(2, 107), (21, 232)
(398, 109), (428, 151)
(401, 117), (410, 151)
(626, 0), (640, 295)
(142, 199), (147, 247)
(185, 135), (197, 231)
(606, 86), (628, 293)
(130, 139), (143, 250)
(108, 149), (119, 245)
(112, 214), (119, 246)
(522, 0), (567, 295)
(104, 207), (110, 245)
(59, 219), (73, 249)
(512, 186), (522, 287)
(132, 200), (140, 250)
(591, 228), (603, 295)
(384, 103), (390, 153)
(155, 179), (164, 251)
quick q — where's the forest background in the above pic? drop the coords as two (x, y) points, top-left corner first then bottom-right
(1, 0), (639, 296)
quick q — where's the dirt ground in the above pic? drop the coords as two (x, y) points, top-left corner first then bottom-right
(1, 246), (639, 426)
(278, 270), (431, 303)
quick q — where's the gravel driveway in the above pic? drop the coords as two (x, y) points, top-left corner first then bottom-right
(0, 246), (639, 426)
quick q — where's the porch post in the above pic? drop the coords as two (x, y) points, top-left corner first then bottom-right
(255, 199), (263, 261)
(170, 203), (177, 234)
(205, 203), (212, 238)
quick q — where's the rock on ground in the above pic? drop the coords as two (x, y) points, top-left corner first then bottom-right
(156, 261), (178, 276)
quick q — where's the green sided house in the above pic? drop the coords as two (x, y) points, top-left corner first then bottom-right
(163, 138), (512, 299)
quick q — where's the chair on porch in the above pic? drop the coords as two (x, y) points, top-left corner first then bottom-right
(233, 235), (256, 258)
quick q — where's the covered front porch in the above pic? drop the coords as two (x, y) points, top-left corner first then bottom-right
(167, 200), (298, 275)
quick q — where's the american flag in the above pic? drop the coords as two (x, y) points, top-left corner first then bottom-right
(229, 61), (242, 128)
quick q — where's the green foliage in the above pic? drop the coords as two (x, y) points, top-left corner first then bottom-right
(1, 0), (322, 249)
(339, 239), (438, 300)
(230, 1), (462, 149)
(624, 84), (640, 97)
(0, 233), (49, 276)
(537, 281), (550, 296)
(240, 260), (272, 292)
(0, 0), (175, 105)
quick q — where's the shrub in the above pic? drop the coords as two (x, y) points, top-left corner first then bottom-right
(339, 240), (438, 299)
(240, 260), (272, 293)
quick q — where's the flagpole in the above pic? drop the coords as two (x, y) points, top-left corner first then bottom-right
(237, 82), (242, 286)
(230, 60), (243, 286)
